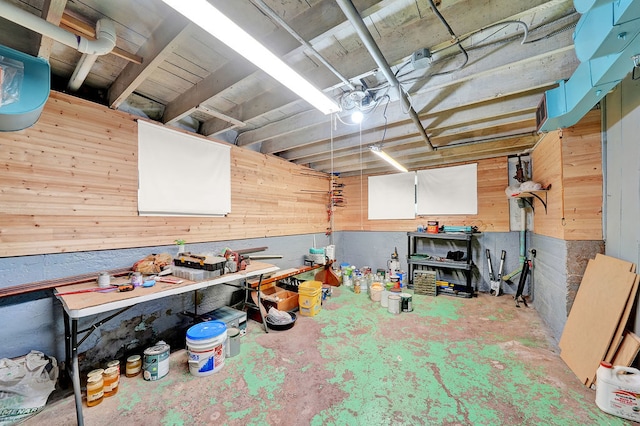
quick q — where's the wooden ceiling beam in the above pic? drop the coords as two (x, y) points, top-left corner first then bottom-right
(107, 16), (191, 109)
(252, 31), (576, 153)
(37, 0), (67, 60)
(280, 93), (543, 161)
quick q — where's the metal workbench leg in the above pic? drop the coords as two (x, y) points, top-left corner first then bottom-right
(71, 318), (84, 426)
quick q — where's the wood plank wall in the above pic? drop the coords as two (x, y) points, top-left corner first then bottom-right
(334, 157), (511, 233)
(0, 92), (330, 257)
(532, 109), (603, 240)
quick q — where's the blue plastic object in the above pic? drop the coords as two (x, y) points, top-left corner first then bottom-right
(538, 0), (640, 131)
(186, 320), (227, 340)
(0, 45), (50, 131)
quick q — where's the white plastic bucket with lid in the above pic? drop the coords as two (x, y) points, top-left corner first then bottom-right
(596, 361), (640, 422)
(186, 321), (227, 377)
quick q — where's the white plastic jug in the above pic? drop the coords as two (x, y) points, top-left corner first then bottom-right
(596, 361), (640, 422)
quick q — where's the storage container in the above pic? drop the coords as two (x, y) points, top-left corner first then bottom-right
(596, 361), (640, 422)
(298, 281), (322, 317)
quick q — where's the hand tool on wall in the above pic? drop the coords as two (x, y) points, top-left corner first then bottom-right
(514, 259), (530, 308)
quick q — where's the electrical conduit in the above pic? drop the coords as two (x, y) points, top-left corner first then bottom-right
(335, 0), (434, 151)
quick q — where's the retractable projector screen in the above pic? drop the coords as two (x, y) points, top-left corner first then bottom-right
(137, 120), (231, 216)
(368, 172), (416, 219)
(417, 163), (477, 215)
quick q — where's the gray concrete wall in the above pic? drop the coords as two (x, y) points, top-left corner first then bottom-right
(604, 74), (640, 331)
(530, 234), (568, 343)
(335, 231), (521, 294)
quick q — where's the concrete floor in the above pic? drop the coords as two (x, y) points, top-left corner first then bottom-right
(23, 289), (631, 425)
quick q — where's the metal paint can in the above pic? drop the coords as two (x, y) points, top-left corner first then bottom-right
(143, 341), (170, 381)
(388, 295), (401, 314)
(400, 293), (413, 312)
(97, 272), (111, 288)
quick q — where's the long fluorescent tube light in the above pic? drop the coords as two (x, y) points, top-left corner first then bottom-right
(161, 0), (341, 115)
(370, 145), (409, 173)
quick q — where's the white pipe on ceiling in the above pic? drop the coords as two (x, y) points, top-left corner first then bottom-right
(0, 0), (116, 90)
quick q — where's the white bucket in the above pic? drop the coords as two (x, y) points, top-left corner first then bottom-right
(596, 361), (640, 422)
(186, 321), (227, 377)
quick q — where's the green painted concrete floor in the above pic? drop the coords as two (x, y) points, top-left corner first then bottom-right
(24, 289), (632, 425)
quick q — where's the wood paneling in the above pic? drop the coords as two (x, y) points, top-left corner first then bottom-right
(334, 157), (511, 233)
(532, 109), (603, 241)
(0, 92), (329, 257)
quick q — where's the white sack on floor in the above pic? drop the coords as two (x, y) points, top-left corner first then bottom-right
(0, 350), (58, 425)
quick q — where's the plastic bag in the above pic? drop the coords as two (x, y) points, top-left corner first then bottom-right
(0, 351), (58, 425)
(0, 56), (24, 108)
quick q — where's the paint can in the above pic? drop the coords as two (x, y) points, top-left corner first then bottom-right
(186, 320), (227, 377)
(97, 272), (111, 288)
(596, 361), (640, 422)
(380, 289), (390, 308)
(400, 293), (413, 312)
(427, 220), (439, 234)
(143, 341), (170, 381)
(226, 327), (241, 358)
(388, 295), (401, 314)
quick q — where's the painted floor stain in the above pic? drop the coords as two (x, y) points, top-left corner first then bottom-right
(23, 288), (632, 426)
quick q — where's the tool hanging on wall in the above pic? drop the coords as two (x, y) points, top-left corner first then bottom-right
(514, 249), (535, 308)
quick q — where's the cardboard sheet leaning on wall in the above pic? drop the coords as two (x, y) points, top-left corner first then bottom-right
(0, 351), (58, 425)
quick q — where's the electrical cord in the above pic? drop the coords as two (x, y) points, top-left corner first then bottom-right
(426, 0), (469, 77)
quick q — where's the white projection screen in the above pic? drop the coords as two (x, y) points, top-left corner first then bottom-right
(417, 163), (477, 215)
(137, 120), (231, 216)
(368, 172), (416, 219)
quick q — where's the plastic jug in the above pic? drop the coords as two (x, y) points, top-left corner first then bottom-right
(595, 361), (640, 422)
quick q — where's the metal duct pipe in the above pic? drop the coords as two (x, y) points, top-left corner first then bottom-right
(0, 1), (116, 55)
(336, 0), (434, 151)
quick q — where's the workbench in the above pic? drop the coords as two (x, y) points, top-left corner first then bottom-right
(54, 261), (279, 426)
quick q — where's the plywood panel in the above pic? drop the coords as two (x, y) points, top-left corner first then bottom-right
(531, 110), (602, 241)
(559, 254), (637, 386)
(532, 130), (564, 238)
(612, 331), (640, 367)
(0, 92), (330, 257)
(561, 110), (603, 241)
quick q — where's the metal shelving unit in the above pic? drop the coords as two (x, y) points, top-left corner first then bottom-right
(407, 232), (477, 298)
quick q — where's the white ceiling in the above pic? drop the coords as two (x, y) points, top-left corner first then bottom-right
(0, 0), (580, 175)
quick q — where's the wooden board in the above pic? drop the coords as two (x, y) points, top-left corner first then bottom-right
(559, 254), (637, 386)
(611, 330), (640, 367)
(605, 274), (640, 363)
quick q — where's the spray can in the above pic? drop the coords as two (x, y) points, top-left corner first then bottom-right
(596, 361), (640, 422)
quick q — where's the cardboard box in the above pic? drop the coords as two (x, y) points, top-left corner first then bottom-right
(260, 286), (299, 312)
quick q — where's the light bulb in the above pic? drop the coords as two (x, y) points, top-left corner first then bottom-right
(351, 110), (363, 124)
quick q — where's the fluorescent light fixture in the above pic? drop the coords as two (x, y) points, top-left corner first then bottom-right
(370, 145), (409, 173)
(162, 0), (341, 115)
